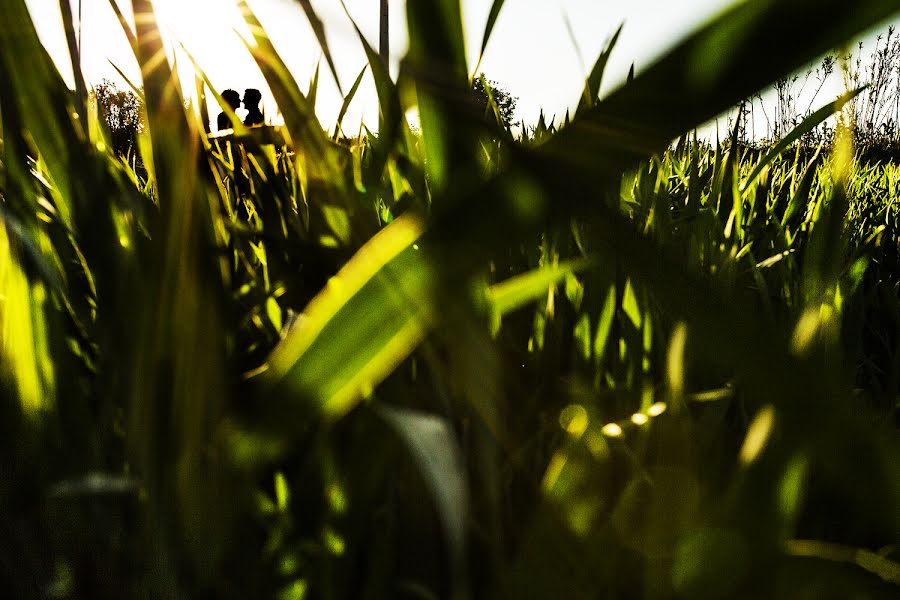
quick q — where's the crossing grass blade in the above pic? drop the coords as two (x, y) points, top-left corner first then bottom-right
(333, 65), (367, 140)
(2, 0), (900, 596)
(742, 87), (865, 195)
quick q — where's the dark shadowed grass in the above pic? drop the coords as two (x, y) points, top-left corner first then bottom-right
(0, 0), (898, 598)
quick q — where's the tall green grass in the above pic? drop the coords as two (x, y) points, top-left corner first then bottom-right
(0, 0), (899, 598)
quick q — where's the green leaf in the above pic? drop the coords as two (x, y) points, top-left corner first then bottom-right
(0, 222), (56, 415)
(488, 258), (595, 316)
(474, 0), (507, 75)
(405, 0), (470, 190)
(265, 215), (434, 421)
(576, 23), (623, 114)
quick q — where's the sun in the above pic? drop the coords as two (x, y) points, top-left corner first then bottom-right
(149, 0), (251, 58)
(129, 0), (270, 119)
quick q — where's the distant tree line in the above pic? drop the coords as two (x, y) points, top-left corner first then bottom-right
(93, 79), (143, 158)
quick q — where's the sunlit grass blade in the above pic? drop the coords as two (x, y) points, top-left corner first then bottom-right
(0, 221), (55, 415)
(488, 258), (595, 316)
(264, 215), (433, 422)
(0, 0), (84, 225)
(576, 23), (623, 114)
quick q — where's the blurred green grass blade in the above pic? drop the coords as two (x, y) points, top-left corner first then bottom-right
(0, 208), (65, 295)
(784, 540), (900, 584)
(742, 88), (864, 196)
(547, 0), (900, 174)
(377, 405), (468, 592)
(0, 221), (55, 415)
(49, 472), (140, 498)
(295, 0), (343, 96)
(406, 0), (470, 190)
(475, 0), (507, 75)
(132, 0), (195, 177)
(265, 215), (433, 422)
(406, 0), (467, 79)
(0, 2), (124, 317)
(489, 258), (595, 315)
(576, 23), (623, 114)
(130, 0), (232, 576)
(333, 65), (366, 140)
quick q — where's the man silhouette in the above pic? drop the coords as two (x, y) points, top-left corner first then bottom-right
(243, 88), (264, 126)
(217, 89), (241, 130)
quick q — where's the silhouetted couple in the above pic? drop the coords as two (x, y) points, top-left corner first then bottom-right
(217, 88), (264, 130)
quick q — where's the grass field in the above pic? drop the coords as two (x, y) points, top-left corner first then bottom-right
(1, 0), (899, 598)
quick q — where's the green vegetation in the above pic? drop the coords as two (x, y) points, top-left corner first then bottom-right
(0, 0), (899, 598)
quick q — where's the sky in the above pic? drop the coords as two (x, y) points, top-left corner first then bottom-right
(23, 0), (900, 135)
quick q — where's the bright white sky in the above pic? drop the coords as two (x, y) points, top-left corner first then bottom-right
(23, 0), (900, 135)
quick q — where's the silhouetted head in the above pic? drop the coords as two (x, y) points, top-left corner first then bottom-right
(243, 88), (262, 109)
(222, 89), (240, 110)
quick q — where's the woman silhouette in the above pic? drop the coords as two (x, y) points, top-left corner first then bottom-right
(217, 89), (241, 130)
(243, 88), (264, 126)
